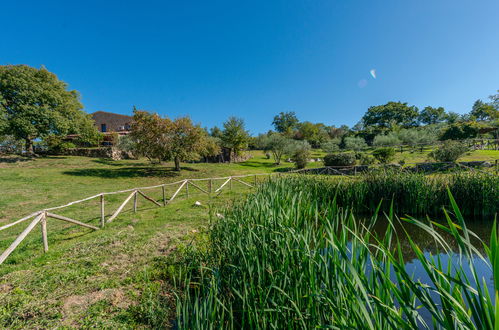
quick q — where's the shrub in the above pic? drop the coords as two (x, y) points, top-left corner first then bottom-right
(440, 122), (481, 140)
(372, 147), (396, 164)
(358, 153), (375, 165)
(324, 152), (356, 166)
(344, 136), (367, 151)
(290, 141), (311, 169)
(429, 140), (468, 162)
(320, 139), (340, 153)
(43, 135), (76, 154)
(373, 133), (401, 147)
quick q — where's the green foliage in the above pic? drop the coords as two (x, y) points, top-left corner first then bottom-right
(256, 133), (293, 165)
(373, 133), (401, 146)
(290, 141), (311, 169)
(323, 152), (356, 166)
(0, 65), (87, 154)
(429, 140), (468, 162)
(115, 135), (136, 154)
(471, 99), (499, 121)
(440, 122), (481, 140)
(362, 101), (419, 129)
(272, 111), (299, 134)
(320, 138), (341, 153)
(418, 106), (446, 125)
(221, 117), (250, 160)
(0, 135), (23, 154)
(295, 121), (329, 147)
(358, 152), (375, 165)
(372, 147), (396, 164)
(343, 136), (367, 151)
(43, 135), (76, 154)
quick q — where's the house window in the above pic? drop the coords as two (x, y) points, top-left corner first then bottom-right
(101, 124), (107, 132)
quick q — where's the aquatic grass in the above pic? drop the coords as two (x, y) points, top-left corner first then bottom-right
(173, 177), (499, 329)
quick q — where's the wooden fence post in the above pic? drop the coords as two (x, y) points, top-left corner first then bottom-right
(254, 174), (257, 186)
(41, 212), (48, 253)
(100, 194), (105, 228)
(133, 191), (138, 213)
(162, 185), (166, 206)
(229, 177), (232, 191)
(0, 213), (44, 265)
(186, 181), (189, 198)
(496, 159), (498, 175)
(209, 179), (212, 194)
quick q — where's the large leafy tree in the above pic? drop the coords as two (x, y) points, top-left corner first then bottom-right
(130, 110), (170, 163)
(362, 102), (419, 129)
(221, 117), (250, 162)
(272, 111), (299, 134)
(167, 116), (207, 171)
(257, 133), (293, 165)
(0, 65), (92, 154)
(471, 99), (498, 121)
(418, 106), (446, 125)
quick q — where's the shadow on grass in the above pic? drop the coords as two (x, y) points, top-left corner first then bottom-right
(0, 156), (32, 164)
(238, 160), (279, 168)
(91, 158), (151, 167)
(63, 166), (199, 178)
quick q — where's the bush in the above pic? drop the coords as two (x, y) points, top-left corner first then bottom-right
(43, 135), (76, 154)
(344, 136), (367, 151)
(373, 134), (401, 147)
(372, 147), (396, 164)
(429, 140), (468, 162)
(321, 139), (340, 153)
(290, 141), (311, 169)
(358, 153), (375, 165)
(324, 152), (356, 167)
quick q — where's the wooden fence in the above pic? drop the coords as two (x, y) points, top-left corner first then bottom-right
(0, 173), (273, 265)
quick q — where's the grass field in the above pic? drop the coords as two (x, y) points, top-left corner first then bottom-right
(0, 148), (498, 328)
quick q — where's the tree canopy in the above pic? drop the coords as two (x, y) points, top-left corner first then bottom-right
(221, 117), (250, 161)
(0, 65), (96, 154)
(362, 102), (419, 129)
(418, 106), (446, 125)
(272, 111), (299, 134)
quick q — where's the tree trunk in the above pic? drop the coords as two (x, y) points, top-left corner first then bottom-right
(174, 157), (181, 171)
(25, 138), (34, 156)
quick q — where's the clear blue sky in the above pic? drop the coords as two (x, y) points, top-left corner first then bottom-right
(1, 0), (498, 134)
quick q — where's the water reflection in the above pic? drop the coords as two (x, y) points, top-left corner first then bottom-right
(361, 216), (494, 325)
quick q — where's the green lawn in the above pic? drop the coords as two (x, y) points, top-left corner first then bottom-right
(0, 148), (497, 328)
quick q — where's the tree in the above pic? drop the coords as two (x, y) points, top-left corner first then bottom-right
(362, 102), (419, 129)
(418, 106), (446, 125)
(0, 65), (93, 155)
(295, 122), (329, 147)
(373, 133), (401, 147)
(130, 110), (170, 163)
(344, 136), (367, 151)
(489, 90), (499, 110)
(321, 139), (341, 153)
(210, 126), (223, 138)
(167, 117), (207, 171)
(290, 141), (311, 169)
(221, 117), (250, 162)
(272, 111), (299, 134)
(470, 100), (497, 121)
(258, 133), (292, 165)
(445, 111), (461, 124)
(440, 122), (481, 140)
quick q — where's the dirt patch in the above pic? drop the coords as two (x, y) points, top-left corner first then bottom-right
(0, 283), (13, 293)
(63, 288), (133, 315)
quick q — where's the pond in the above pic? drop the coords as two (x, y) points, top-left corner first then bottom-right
(362, 216), (494, 325)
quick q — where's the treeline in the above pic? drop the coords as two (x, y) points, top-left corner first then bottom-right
(258, 99), (498, 153)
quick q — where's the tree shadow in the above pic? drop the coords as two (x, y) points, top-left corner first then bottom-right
(62, 166), (199, 178)
(0, 156), (32, 164)
(238, 160), (279, 168)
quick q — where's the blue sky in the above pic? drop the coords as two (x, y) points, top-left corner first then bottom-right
(1, 0), (498, 134)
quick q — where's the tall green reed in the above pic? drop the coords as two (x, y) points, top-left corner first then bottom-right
(174, 177), (498, 329)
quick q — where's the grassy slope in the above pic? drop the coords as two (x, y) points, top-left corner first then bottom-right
(0, 148), (497, 328)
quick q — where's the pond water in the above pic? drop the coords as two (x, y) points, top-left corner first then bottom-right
(363, 216), (494, 325)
